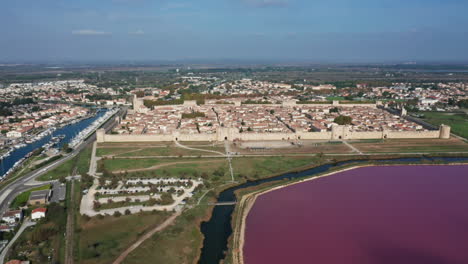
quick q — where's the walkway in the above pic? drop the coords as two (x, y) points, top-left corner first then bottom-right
(0, 220), (35, 264)
(112, 210), (182, 264)
(342, 141), (363, 155)
(88, 141), (99, 178)
(175, 140), (235, 182)
(225, 141), (235, 182)
(112, 159), (225, 174)
(174, 140), (226, 156)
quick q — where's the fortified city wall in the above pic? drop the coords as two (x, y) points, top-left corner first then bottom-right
(97, 125), (450, 143)
(97, 99), (451, 143)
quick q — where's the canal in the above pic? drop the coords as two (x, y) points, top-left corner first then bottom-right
(0, 109), (106, 177)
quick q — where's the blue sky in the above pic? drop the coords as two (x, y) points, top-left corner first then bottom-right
(1, 0), (467, 62)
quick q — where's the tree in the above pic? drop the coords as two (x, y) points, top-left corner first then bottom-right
(113, 211), (122, 217)
(334, 115), (352, 125)
(124, 209), (131, 215)
(61, 143), (72, 153)
(59, 176), (67, 184)
(330, 107), (339, 113)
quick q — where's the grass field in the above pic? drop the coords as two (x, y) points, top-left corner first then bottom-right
(37, 145), (92, 181)
(101, 158), (182, 172)
(420, 111), (468, 139)
(232, 156), (318, 180)
(10, 184), (51, 209)
(97, 144), (224, 158)
(353, 138), (468, 153)
(120, 159), (228, 180)
(233, 141), (352, 155)
(96, 147), (140, 157)
(78, 211), (170, 264)
(123, 205), (212, 264)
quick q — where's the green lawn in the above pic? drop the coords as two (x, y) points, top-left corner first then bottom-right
(420, 111), (468, 139)
(101, 157), (218, 172)
(37, 158), (75, 181)
(121, 159), (228, 180)
(96, 147), (140, 157)
(76, 146), (93, 175)
(10, 184), (51, 209)
(97, 146), (224, 158)
(37, 145), (92, 181)
(232, 156), (318, 180)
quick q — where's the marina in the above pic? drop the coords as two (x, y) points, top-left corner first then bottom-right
(0, 108), (112, 179)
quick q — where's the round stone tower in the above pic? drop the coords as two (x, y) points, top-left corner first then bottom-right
(439, 124), (451, 139)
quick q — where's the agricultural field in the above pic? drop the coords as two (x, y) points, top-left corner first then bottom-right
(420, 111), (468, 139)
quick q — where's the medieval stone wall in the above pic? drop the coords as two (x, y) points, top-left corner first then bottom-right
(97, 126), (448, 143)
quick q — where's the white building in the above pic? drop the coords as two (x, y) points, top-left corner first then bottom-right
(2, 210), (22, 224)
(6, 131), (22, 138)
(31, 208), (46, 220)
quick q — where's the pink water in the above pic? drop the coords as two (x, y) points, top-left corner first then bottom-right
(244, 165), (468, 264)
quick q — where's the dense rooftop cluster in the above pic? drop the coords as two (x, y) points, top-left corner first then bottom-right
(117, 101), (428, 136)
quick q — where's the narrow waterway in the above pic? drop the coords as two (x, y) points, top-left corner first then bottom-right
(197, 157), (468, 264)
(0, 109), (106, 176)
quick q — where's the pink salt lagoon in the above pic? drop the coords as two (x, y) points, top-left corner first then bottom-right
(244, 165), (468, 264)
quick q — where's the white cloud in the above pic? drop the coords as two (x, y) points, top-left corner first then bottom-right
(129, 29), (145, 35)
(72, 29), (111, 35)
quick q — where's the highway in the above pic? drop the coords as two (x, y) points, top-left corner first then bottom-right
(0, 107), (123, 219)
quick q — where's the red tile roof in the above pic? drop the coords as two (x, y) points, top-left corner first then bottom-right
(32, 208), (47, 214)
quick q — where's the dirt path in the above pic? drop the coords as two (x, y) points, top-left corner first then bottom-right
(102, 148), (145, 158)
(65, 180), (75, 264)
(112, 210), (182, 264)
(174, 140), (226, 156)
(112, 159), (224, 174)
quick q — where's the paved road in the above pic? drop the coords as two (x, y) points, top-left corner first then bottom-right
(0, 219), (36, 264)
(0, 108), (122, 218)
